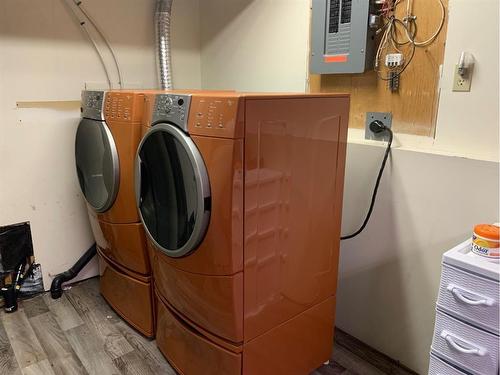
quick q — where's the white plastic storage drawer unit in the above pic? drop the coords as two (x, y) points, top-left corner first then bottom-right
(429, 239), (500, 375)
(437, 263), (499, 334)
(431, 309), (498, 375)
(429, 353), (468, 375)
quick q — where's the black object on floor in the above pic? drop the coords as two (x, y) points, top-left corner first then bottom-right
(50, 243), (97, 299)
(1, 284), (18, 312)
(0, 222), (34, 271)
(0, 222), (40, 313)
(1, 261), (38, 313)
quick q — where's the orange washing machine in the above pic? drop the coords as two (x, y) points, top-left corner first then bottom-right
(136, 91), (349, 374)
(75, 90), (155, 337)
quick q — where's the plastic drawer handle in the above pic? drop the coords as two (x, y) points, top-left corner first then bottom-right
(441, 330), (486, 356)
(447, 284), (494, 306)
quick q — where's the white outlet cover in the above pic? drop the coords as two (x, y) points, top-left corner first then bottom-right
(452, 64), (472, 92)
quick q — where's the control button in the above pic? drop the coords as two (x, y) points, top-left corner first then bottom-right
(178, 98), (184, 106)
(218, 123), (223, 128)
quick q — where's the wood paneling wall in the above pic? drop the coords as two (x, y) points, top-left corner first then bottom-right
(310, 0), (449, 137)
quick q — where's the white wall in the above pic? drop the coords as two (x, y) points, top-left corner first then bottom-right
(200, 0), (310, 92)
(434, 0), (499, 162)
(338, 145), (499, 373)
(337, 2), (499, 372)
(0, 0), (201, 289)
(198, 0), (500, 373)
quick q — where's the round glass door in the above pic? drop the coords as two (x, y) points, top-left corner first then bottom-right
(75, 118), (119, 212)
(136, 123), (210, 258)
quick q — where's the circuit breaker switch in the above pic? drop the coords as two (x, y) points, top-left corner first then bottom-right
(369, 14), (381, 28)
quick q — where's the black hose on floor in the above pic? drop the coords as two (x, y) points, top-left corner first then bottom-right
(50, 243), (97, 299)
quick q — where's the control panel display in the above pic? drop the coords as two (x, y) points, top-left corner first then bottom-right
(82, 90), (105, 120)
(152, 94), (191, 132)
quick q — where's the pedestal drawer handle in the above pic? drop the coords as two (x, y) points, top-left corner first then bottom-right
(447, 284), (494, 306)
(441, 330), (486, 356)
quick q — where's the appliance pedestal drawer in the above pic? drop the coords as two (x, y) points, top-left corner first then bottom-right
(431, 309), (499, 375)
(154, 255), (243, 343)
(99, 254), (154, 337)
(156, 297), (242, 375)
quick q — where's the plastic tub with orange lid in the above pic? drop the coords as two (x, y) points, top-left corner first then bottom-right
(471, 223), (500, 261)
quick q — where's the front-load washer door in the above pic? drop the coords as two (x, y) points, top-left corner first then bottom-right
(136, 123), (211, 258)
(75, 118), (119, 213)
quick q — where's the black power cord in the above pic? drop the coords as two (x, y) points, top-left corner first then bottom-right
(341, 121), (393, 240)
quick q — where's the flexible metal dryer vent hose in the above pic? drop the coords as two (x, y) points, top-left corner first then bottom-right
(155, 0), (174, 90)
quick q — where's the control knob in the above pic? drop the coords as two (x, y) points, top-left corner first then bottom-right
(163, 97), (173, 113)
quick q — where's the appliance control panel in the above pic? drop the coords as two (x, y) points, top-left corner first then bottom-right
(188, 96), (241, 138)
(152, 94), (191, 132)
(81, 90), (105, 120)
(104, 92), (138, 122)
(193, 98), (235, 130)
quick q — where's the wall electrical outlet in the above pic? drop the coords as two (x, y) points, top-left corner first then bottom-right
(385, 53), (404, 68)
(365, 112), (392, 141)
(452, 64), (472, 92)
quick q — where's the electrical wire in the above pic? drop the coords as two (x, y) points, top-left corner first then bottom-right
(375, 18), (416, 81)
(62, 0), (112, 89)
(374, 0), (446, 83)
(404, 0), (445, 47)
(341, 127), (393, 240)
(406, 0), (413, 20)
(375, 20), (391, 69)
(72, 0), (123, 88)
(80, 24), (113, 89)
(390, 16), (416, 46)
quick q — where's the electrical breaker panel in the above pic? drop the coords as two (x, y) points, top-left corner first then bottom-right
(310, 0), (378, 74)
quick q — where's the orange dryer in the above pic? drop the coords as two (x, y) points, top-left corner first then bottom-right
(136, 91), (349, 374)
(75, 90), (155, 337)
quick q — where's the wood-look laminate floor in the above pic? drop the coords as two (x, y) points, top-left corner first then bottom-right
(0, 278), (413, 375)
